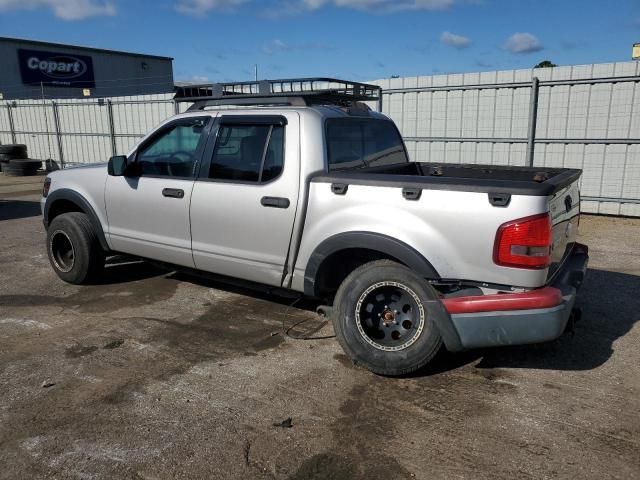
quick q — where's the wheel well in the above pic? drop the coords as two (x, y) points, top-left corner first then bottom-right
(314, 248), (406, 301)
(45, 190), (111, 252)
(48, 199), (84, 223)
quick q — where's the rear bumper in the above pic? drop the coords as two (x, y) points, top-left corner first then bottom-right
(443, 243), (589, 350)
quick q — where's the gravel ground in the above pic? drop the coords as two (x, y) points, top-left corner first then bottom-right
(1, 183), (639, 479)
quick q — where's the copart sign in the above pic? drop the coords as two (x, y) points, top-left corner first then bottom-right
(18, 49), (95, 88)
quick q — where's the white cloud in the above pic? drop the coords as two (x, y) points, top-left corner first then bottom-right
(175, 0), (247, 17)
(504, 32), (543, 54)
(440, 31), (470, 49)
(262, 39), (288, 54)
(176, 0), (459, 17)
(301, 0), (455, 12)
(261, 38), (333, 55)
(0, 0), (115, 20)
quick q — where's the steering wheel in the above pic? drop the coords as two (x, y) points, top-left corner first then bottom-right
(166, 151), (193, 176)
(170, 151), (193, 162)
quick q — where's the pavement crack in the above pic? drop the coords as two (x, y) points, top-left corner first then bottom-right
(243, 439), (251, 467)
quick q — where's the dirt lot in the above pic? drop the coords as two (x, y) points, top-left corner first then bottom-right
(1, 176), (639, 479)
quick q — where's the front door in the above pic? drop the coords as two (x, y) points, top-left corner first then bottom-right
(190, 113), (300, 286)
(105, 116), (211, 267)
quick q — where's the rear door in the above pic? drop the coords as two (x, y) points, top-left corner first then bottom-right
(105, 116), (211, 267)
(190, 112), (300, 286)
(548, 180), (580, 277)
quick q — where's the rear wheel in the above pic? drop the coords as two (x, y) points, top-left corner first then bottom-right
(332, 260), (442, 376)
(46, 212), (105, 284)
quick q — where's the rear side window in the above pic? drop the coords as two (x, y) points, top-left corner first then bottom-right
(326, 119), (408, 171)
(208, 124), (284, 182)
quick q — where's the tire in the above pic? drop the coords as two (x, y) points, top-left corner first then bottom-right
(2, 159), (42, 176)
(0, 144), (28, 158)
(3, 166), (39, 176)
(46, 212), (105, 285)
(332, 260), (442, 376)
(10, 158), (41, 166)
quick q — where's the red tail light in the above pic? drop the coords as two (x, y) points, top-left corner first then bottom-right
(42, 178), (51, 198)
(494, 213), (552, 269)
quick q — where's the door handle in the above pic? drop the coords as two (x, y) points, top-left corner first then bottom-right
(402, 187), (422, 201)
(162, 188), (184, 199)
(331, 183), (348, 195)
(261, 196), (290, 209)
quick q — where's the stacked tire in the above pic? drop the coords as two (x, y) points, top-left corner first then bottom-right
(0, 144), (42, 176)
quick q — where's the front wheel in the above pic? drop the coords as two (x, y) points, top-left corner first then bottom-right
(46, 212), (105, 285)
(332, 260), (442, 376)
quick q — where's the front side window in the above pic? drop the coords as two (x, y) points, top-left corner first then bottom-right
(208, 124), (284, 182)
(326, 118), (408, 171)
(136, 117), (208, 177)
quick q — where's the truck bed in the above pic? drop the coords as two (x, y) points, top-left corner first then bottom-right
(312, 162), (582, 196)
(299, 161), (582, 290)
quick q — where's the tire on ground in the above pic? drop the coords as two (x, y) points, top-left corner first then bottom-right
(332, 259), (442, 376)
(0, 144), (28, 158)
(2, 159), (42, 176)
(46, 212), (105, 285)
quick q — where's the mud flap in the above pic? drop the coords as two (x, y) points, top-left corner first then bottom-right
(423, 299), (464, 352)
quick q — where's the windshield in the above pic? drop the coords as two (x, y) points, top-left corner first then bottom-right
(326, 118), (408, 171)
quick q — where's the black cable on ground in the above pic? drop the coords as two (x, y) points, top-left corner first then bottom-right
(281, 297), (335, 341)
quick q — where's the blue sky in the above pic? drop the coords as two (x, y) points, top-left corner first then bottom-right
(0, 0), (639, 83)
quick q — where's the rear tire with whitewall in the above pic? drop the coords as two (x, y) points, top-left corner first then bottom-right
(332, 260), (442, 376)
(46, 212), (105, 285)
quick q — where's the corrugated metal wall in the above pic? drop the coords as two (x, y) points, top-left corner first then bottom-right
(370, 61), (640, 216)
(0, 93), (181, 165)
(2, 61), (639, 217)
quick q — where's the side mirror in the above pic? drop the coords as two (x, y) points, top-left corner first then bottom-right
(108, 155), (128, 176)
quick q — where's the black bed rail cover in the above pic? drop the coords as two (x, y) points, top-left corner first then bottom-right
(311, 162), (582, 196)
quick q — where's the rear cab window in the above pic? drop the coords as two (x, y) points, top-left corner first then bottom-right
(325, 118), (409, 171)
(206, 118), (285, 183)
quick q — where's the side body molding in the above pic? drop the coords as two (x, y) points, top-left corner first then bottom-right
(303, 231), (440, 297)
(43, 188), (110, 252)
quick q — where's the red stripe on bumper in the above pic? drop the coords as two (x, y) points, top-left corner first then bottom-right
(442, 286), (563, 314)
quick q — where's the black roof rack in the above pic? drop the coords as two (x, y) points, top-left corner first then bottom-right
(174, 77), (381, 111)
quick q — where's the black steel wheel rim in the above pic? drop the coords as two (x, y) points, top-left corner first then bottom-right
(355, 281), (425, 352)
(50, 230), (75, 273)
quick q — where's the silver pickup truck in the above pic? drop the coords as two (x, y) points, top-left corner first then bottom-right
(41, 78), (588, 375)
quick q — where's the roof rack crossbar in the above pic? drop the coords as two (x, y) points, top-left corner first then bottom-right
(174, 77), (381, 110)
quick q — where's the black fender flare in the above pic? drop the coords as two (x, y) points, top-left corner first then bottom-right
(304, 231), (463, 352)
(43, 188), (110, 252)
(304, 231), (440, 296)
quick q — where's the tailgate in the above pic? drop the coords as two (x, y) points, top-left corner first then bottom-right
(548, 180), (580, 279)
